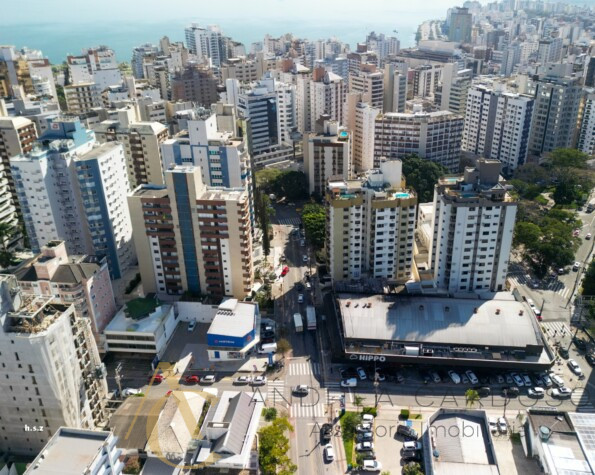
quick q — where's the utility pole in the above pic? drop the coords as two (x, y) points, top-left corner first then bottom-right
(115, 362), (123, 399)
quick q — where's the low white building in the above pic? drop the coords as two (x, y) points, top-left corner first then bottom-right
(103, 299), (178, 358)
(24, 427), (124, 475)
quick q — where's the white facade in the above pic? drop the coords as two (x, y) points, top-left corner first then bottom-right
(429, 159), (517, 294)
(297, 71), (345, 133)
(462, 83), (534, 174)
(184, 24), (225, 67)
(578, 92), (595, 156)
(383, 63), (407, 113)
(352, 101), (379, 172)
(0, 278), (108, 456)
(68, 47), (121, 90)
(349, 69), (384, 109)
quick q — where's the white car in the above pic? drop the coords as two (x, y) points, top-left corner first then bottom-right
(123, 388), (141, 397)
(552, 387), (572, 398)
(340, 378), (357, 388)
(528, 387), (545, 398)
(201, 375), (216, 384)
(233, 376), (252, 385)
(527, 298), (535, 307)
(357, 367), (367, 380)
(355, 441), (374, 452)
(466, 370), (479, 385)
(324, 443), (335, 461)
(540, 373), (553, 388)
(587, 233), (592, 240)
(251, 376), (267, 386)
(297, 294), (304, 304)
(550, 374), (565, 388)
(448, 370), (461, 384)
(305, 282), (312, 290)
(498, 417), (508, 433)
(568, 360), (584, 377)
(361, 459), (383, 472)
(356, 423), (372, 433)
(361, 414), (375, 423)
(488, 417), (498, 433)
(188, 320), (196, 332)
(403, 441), (422, 450)
(573, 262), (581, 271)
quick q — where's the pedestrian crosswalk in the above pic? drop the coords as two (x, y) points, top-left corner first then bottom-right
(289, 401), (326, 418)
(542, 321), (571, 336)
(572, 388), (594, 412)
(324, 381), (344, 401)
(276, 217), (302, 226)
(288, 361), (320, 376)
(268, 379), (285, 396)
(507, 273), (571, 299)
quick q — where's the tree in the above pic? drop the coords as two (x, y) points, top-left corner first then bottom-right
(301, 203), (326, 249)
(547, 148), (589, 169)
(340, 411), (360, 440)
(465, 389), (480, 407)
(276, 338), (292, 358)
(403, 462), (423, 475)
(513, 222), (541, 249)
(582, 261), (595, 296)
(513, 163), (550, 185)
(276, 171), (308, 200)
(255, 168), (283, 192)
(258, 417), (297, 475)
(401, 155), (448, 202)
(354, 395), (364, 412)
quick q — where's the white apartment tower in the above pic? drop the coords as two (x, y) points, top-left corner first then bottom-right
(429, 159), (517, 293)
(347, 99), (379, 173)
(383, 63), (408, 113)
(462, 82), (534, 175)
(326, 159), (417, 282)
(67, 46), (122, 90)
(298, 68), (346, 133)
(303, 118), (351, 195)
(184, 24), (226, 67)
(0, 276), (108, 456)
(349, 67), (384, 109)
(578, 92), (595, 156)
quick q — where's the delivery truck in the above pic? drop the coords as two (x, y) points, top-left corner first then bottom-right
(306, 306), (316, 330)
(293, 313), (303, 332)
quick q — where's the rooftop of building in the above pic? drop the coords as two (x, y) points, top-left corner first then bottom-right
(94, 120), (167, 134)
(527, 411), (593, 475)
(4, 295), (71, 334)
(379, 110), (462, 121)
(338, 293), (542, 349)
(75, 141), (121, 162)
(131, 183), (168, 198)
(207, 299), (257, 338)
(199, 186), (248, 202)
(24, 428), (114, 475)
(427, 409), (499, 475)
(15, 257), (101, 285)
(104, 297), (172, 334)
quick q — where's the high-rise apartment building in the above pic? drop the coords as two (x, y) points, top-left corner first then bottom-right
(349, 67), (384, 109)
(326, 159), (417, 282)
(0, 46), (56, 100)
(185, 24), (227, 67)
(537, 38), (563, 64)
(93, 120), (169, 187)
(67, 46), (122, 91)
(303, 118), (350, 195)
(74, 142), (135, 280)
(374, 111), (464, 172)
(14, 240), (117, 340)
(383, 63), (408, 113)
(578, 92), (595, 156)
(527, 72), (584, 156)
(437, 64), (472, 114)
(462, 82), (534, 174)
(0, 116), (37, 242)
(449, 7), (473, 44)
(131, 43), (159, 79)
(237, 75), (296, 166)
(411, 64), (443, 99)
(345, 97), (379, 172)
(297, 68), (346, 133)
(0, 275), (108, 456)
(171, 63), (219, 107)
(128, 166), (254, 298)
(64, 82), (103, 114)
(429, 159), (517, 293)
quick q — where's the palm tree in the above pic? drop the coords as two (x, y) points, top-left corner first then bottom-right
(465, 389), (480, 407)
(354, 395), (364, 412)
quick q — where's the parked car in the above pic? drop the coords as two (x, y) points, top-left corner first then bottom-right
(361, 459), (383, 472)
(303, 255), (308, 263)
(521, 373), (532, 387)
(498, 417), (508, 433)
(123, 388), (141, 397)
(573, 337), (587, 350)
(466, 370), (479, 385)
(188, 320), (196, 332)
(573, 262), (581, 271)
(475, 386), (491, 397)
(324, 443), (335, 462)
(430, 371), (441, 383)
(356, 423), (372, 433)
(201, 375), (216, 384)
(558, 347), (569, 359)
(233, 376), (252, 385)
(297, 294), (304, 304)
(403, 441), (422, 451)
(292, 385), (309, 396)
(341, 378), (357, 388)
(321, 424), (333, 443)
(586, 353), (595, 366)
(505, 374), (514, 385)
(361, 414), (375, 423)
(402, 450), (421, 461)
(149, 373), (164, 384)
(511, 373), (524, 387)
(496, 374), (505, 384)
(550, 374), (565, 388)
(502, 386), (519, 397)
(568, 360), (584, 378)
(540, 373), (553, 388)
(528, 387), (545, 398)
(280, 266), (289, 277)
(185, 375), (200, 384)
(357, 432), (374, 442)
(448, 370), (461, 384)
(488, 417), (498, 433)
(300, 239), (305, 247)
(552, 387), (572, 398)
(355, 442), (374, 452)
(587, 233), (592, 240)
(397, 425), (418, 440)
(357, 367), (367, 380)
(252, 376), (267, 386)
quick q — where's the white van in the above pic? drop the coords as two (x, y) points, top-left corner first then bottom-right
(361, 414), (374, 423)
(340, 378), (357, 388)
(258, 343), (277, 354)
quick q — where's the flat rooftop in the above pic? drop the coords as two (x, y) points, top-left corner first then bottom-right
(24, 428), (112, 474)
(208, 299), (256, 338)
(338, 293), (542, 349)
(105, 302), (172, 334)
(430, 412), (498, 475)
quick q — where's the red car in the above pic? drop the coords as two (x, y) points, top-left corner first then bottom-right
(281, 266), (289, 277)
(185, 375), (200, 384)
(148, 373), (164, 384)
